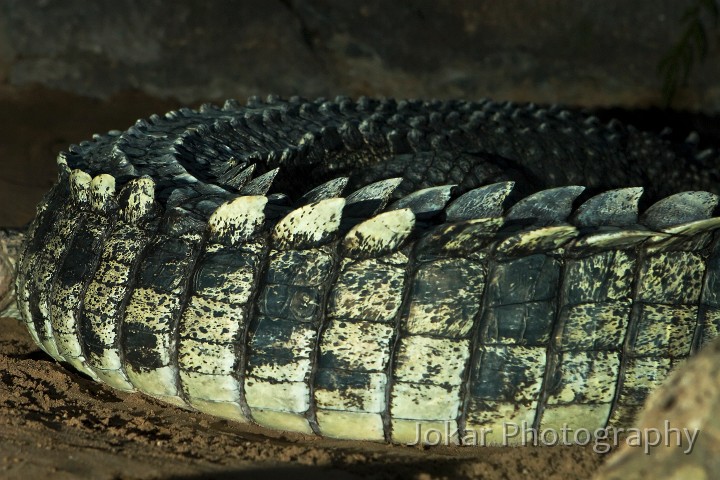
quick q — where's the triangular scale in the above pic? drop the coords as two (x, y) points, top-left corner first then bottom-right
(445, 182), (515, 221)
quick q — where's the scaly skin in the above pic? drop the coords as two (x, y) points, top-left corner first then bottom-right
(8, 95), (720, 447)
(0, 229), (24, 318)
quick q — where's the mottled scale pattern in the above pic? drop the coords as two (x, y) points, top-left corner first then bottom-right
(14, 95), (720, 445)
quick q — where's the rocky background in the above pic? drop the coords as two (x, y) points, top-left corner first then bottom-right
(0, 0), (718, 109)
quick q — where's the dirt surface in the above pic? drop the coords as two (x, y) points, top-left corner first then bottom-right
(0, 316), (605, 480)
(1, 85), (692, 479)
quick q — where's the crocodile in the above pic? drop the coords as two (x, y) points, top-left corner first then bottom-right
(1, 95), (720, 446)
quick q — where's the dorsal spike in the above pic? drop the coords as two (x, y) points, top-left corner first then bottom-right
(572, 187), (644, 228)
(344, 178), (404, 218)
(318, 101), (339, 116)
(445, 181), (515, 222)
(640, 191), (719, 230)
(273, 198), (346, 250)
(246, 95), (263, 107)
(56, 155), (72, 182)
(388, 185), (455, 220)
(265, 93), (282, 104)
(342, 208), (415, 259)
(219, 163), (256, 190)
(69, 169), (92, 206)
(296, 177), (349, 206)
(222, 98), (241, 111)
(118, 176), (156, 224)
(198, 102), (218, 113)
(208, 196), (268, 246)
(277, 147), (296, 166)
(505, 186), (585, 225)
(358, 118), (385, 148)
(239, 168), (279, 195)
(89, 174), (116, 213)
(406, 128), (428, 150)
(298, 131), (317, 149)
(338, 122), (363, 149)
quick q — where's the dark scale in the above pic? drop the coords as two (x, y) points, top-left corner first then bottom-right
(121, 229), (203, 376)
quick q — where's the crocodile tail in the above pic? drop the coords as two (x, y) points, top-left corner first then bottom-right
(15, 96), (720, 444)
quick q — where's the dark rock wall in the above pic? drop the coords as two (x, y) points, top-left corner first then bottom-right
(0, 0), (718, 109)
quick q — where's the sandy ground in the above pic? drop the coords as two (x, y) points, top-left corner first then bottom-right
(0, 314), (604, 479)
(3, 86), (716, 479)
